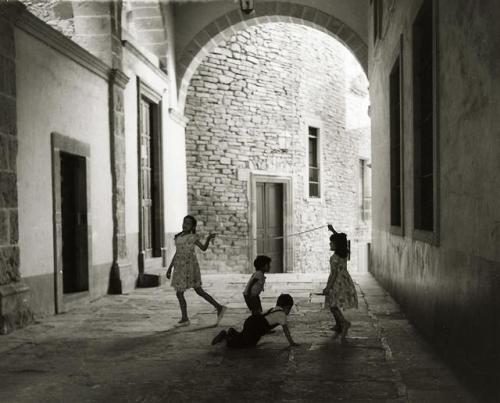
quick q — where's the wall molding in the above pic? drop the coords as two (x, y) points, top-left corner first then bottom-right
(109, 69), (130, 89)
(123, 40), (168, 83)
(168, 107), (189, 127)
(4, 3), (132, 86)
(15, 8), (110, 80)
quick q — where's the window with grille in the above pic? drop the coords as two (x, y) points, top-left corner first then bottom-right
(413, 0), (434, 233)
(390, 55), (403, 228)
(359, 159), (372, 222)
(308, 127), (320, 198)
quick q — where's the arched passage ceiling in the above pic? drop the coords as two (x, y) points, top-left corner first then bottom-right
(172, 0), (368, 112)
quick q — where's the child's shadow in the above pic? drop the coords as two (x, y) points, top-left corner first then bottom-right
(156, 322), (218, 336)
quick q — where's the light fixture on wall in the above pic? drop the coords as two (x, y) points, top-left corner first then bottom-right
(240, 0), (255, 14)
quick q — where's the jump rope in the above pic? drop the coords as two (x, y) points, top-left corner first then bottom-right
(214, 224), (329, 242)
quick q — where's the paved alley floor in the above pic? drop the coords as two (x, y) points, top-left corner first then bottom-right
(0, 273), (477, 402)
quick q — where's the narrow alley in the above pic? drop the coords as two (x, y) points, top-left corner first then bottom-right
(0, 274), (474, 402)
(2, 1), (499, 400)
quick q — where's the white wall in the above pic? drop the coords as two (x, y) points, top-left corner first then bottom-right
(16, 29), (113, 278)
(122, 45), (188, 265)
(163, 113), (188, 235)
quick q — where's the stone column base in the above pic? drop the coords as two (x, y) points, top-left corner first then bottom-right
(0, 282), (33, 334)
(108, 261), (135, 294)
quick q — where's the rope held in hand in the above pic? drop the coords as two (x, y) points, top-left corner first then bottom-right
(215, 225), (328, 241)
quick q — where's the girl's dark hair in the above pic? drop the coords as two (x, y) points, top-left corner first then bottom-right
(330, 233), (349, 259)
(254, 255), (272, 271)
(175, 215), (197, 239)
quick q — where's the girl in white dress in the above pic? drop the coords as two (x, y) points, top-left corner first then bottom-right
(323, 229), (358, 340)
(166, 215), (226, 326)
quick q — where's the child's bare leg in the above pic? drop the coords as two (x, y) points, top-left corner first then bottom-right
(333, 307), (351, 340)
(330, 306), (343, 331)
(176, 291), (189, 322)
(194, 287), (223, 311)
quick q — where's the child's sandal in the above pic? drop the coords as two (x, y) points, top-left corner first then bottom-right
(177, 319), (190, 327)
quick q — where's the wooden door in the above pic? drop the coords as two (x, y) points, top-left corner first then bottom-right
(140, 99), (153, 258)
(256, 182), (284, 273)
(60, 152), (89, 293)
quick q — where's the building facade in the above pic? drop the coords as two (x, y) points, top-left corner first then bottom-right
(185, 22), (370, 274)
(368, 0), (500, 390)
(0, 1), (188, 325)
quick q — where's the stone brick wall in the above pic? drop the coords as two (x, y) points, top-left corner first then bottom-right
(0, 9), (32, 333)
(0, 17), (19, 285)
(184, 23), (370, 274)
(20, 0), (75, 38)
(123, 0), (168, 69)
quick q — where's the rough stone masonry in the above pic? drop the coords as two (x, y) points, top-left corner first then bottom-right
(185, 22), (371, 274)
(0, 7), (32, 334)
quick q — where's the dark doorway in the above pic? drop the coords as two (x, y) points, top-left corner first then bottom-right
(256, 182), (284, 273)
(60, 152), (89, 294)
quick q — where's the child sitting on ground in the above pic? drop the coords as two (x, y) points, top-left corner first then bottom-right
(211, 294), (299, 348)
(243, 255), (271, 314)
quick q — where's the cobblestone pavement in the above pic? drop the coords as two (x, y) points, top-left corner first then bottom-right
(0, 273), (476, 402)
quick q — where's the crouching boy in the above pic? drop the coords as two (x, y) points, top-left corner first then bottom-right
(211, 294), (299, 348)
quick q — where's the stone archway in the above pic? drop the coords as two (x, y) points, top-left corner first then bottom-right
(176, 1), (367, 113)
(182, 20), (370, 273)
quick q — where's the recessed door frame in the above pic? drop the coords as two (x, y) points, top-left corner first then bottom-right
(137, 78), (165, 273)
(51, 132), (92, 313)
(249, 173), (293, 273)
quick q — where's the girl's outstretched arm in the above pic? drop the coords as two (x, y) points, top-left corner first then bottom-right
(195, 234), (216, 251)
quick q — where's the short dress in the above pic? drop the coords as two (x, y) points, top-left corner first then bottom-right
(325, 254), (358, 309)
(170, 233), (202, 292)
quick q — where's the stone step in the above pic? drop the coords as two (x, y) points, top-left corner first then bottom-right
(138, 262), (167, 288)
